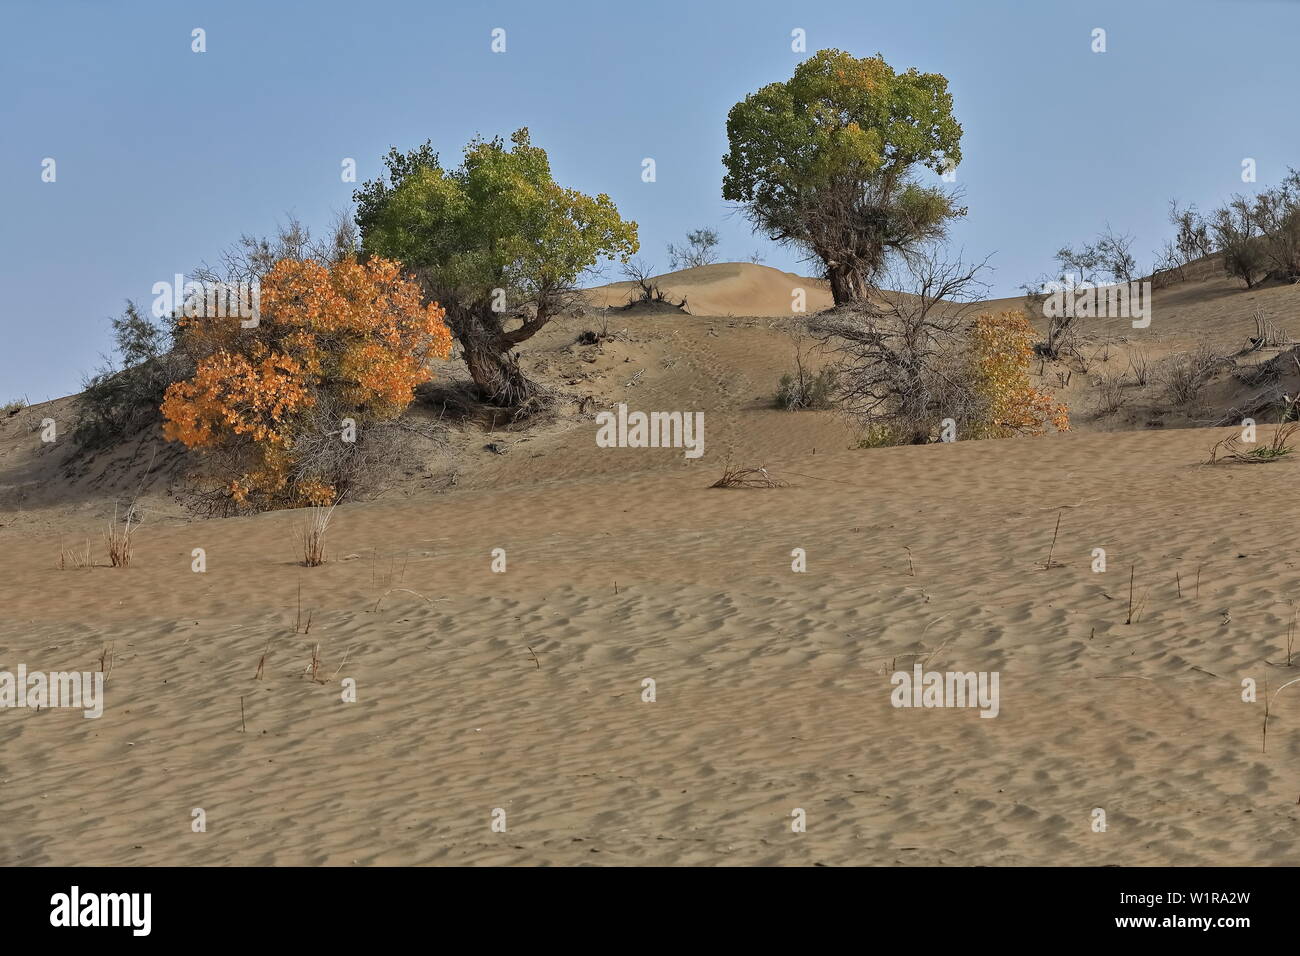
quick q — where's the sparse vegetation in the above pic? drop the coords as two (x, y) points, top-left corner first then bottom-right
(104, 503), (137, 567)
(620, 258), (688, 310)
(299, 500), (340, 567)
(58, 537), (93, 570)
(776, 367), (838, 410)
(1208, 421), (1299, 463)
(1211, 196), (1267, 288)
(1095, 375), (1126, 416)
(1127, 346), (1151, 387)
(816, 251), (1066, 443)
(709, 464), (788, 489)
(1250, 169), (1300, 282)
(1153, 200), (1214, 282)
(1159, 346), (1222, 407)
(73, 302), (189, 449)
(776, 335), (837, 410)
(813, 250), (989, 443)
(1022, 225), (1140, 359)
(1247, 308), (1291, 351)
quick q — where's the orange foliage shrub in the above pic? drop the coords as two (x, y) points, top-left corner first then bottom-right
(967, 311), (1069, 438)
(161, 256), (451, 510)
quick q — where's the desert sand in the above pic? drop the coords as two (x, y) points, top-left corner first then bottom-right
(2, 263), (1300, 866)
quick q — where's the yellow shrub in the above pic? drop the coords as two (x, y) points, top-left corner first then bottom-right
(968, 311), (1069, 438)
(161, 256), (452, 509)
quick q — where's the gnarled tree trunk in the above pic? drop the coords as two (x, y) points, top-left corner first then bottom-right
(828, 263), (867, 306)
(458, 331), (539, 407)
(438, 298), (549, 408)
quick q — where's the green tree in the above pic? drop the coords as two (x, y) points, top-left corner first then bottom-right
(356, 129), (639, 405)
(722, 49), (964, 305)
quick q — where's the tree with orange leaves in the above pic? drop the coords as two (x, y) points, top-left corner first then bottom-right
(967, 311), (1069, 438)
(161, 255), (451, 511)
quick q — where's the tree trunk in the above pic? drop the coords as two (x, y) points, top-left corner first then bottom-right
(828, 264), (866, 306)
(458, 330), (539, 407)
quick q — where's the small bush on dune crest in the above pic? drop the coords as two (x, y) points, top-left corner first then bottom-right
(161, 255), (452, 512)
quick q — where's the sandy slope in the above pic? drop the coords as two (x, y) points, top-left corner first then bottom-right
(3, 262), (1300, 866)
(2, 427), (1299, 866)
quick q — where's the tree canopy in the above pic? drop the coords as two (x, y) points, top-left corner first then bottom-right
(356, 129), (638, 404)
(723, 49), (964, 304)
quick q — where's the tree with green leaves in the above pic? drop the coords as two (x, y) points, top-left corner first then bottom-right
(356, 129), (639, 406)
(722, 49), (965, 305)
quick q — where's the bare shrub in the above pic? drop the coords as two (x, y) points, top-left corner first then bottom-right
(1020, 276), (1080, 360)
(1153, 201), (1214, 285)
(1127, 346), (1151, 386)
(620, 258), (687, 310)
(776, 368), (838, 409)
(1159, 346), (1223, 407)
(1235, 360), (1280, 389)
(1096, 375), (1126, 416)
(814, 248), (992, 443)
(666, 228), (720, 270)
(1025, 225), (1140, 358)
(1250, 169), (1300, 282)
(775, 333), (837, 409)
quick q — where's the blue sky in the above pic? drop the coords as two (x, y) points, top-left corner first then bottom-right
(3, 0), (1298, 400)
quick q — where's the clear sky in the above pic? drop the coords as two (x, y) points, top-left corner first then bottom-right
(3, 0), (1298, 400)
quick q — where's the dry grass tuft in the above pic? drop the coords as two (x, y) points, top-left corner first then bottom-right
(709, 464), (788, 489)
(303, 643), (324, 683)
(299, 500), (340, 567)
(58, 536), (93, 570)
(104, 504), (136, 567)
(1262, 676), (1300, 752)
(98, 642), (116, 680)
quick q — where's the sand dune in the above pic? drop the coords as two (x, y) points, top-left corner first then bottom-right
(2, 427), (1298, 865)
(3, 262), (1300, 866)
(584, 262), (835, 316)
